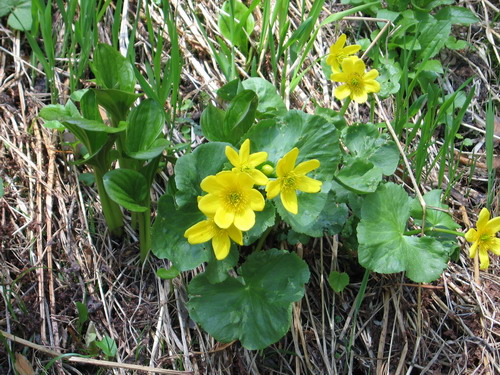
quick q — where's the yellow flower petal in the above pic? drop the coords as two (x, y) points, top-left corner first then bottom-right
(294, 159), (320, 175)
(266, 179), (281, 199)
(468, 240), (479, 259)
(225, 146), (240, 167)
(227, 225), (243, 245)
(489, 238), (500, 255)
(200, 175), (222, 193)
(335, 84), (351, 100)
(277, 148), (299, 176)
(240, 139), (251, 160)
(281, 189), (298, 214)
(184, 220), (216, 244)
(247, 151), (268, 167)
(477, 208), (490, 229)
(352, 91), (368, 104)
(343, 45), (361, 55)
(248, 189), (265, 211)
(198, 194), (220, 215)
(234, 208), (256, 231)
(479, 248), (490, 270)
(484, 216), (500, 235)
(295, 175), (322, 193)
(248, 169), (269, 185)
(364, 80), (381, 94)
(364, 69), (379, 80)
(214, 207), (235, 229)
(464, 228), (478, 243)
(212, 232), (231, 260)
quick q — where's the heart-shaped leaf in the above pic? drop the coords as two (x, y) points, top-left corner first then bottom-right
(241, 78), (286, 117)
(188, 249), (309, 349)
(174, 142), (230, 207)
(103, 169), (148, 212)
(357, 183), (450, 283)
(328, 271), (349, 293)
(151, 195), (209, 271)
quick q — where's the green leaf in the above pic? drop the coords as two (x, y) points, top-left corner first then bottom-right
(103, 169), (148, 212)
(174, 142), (230, 207)
(336, 159), (383, 194)
(0, 177), (4, 198)
(328, 271), (349, 293)
(416, 18), (451, 60)
(410, 189), (460, 230)
(205, 246), (239, 284)
(435, 6), (479, 25)
(156, 267), (180, 280)
(75, 302), (88, 335)
(421, 59), (443, 74)
(63, 118), (127, 133)
(446, 36), (467, 50)
(92, 44), (135, 92)
(357, 183), (450, 282)
(151, 195), (209, 271)
(241, 78), (286, 117)
(217, 78), (244, 102)
(223, 90), (258, 145)
(95, 336), (117, 358)
(201, 103), (226, 142)
(3, 0), (32, 30)
(314, 107), (347, 131)
(125, 99), (167, 159)
(78, 173), (95, 186)
(218, 0), (255, 48)
(277, 186), (348, 237)
(247, 110), (342, 181)
(188, 249), (310, 350)
(93, 89), (141, 122)
(244, 201), (276, 245)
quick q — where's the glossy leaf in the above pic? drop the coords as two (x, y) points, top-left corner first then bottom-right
(247, 110), (342, 181)
(223, 90), (258, 145)
(63, 118), (127, 133)
(174, 142), (230, 207)
(244, 201), (276, 245)
(188, 249), (310, 349)
(92, 44), (135, 92)
(125, 99), (167, 159)
(410, 189), (460, 230)
(151, 195), (209, 271)
(103, 169), (148, 212)
(201, 103), (226, 142)
(205, 246), (239, 284)
(357, 183), (450, 282)
(93, 89), (141, 122)
(241, 78), (286, 117)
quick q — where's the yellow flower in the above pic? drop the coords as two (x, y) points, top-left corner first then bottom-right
(326, 33), (361, 73)
(331, 56), (380, 104)
(225, 139), (269, 185)
(266, 148), (322, 214)
(465, 208), (500, 270)
(184, 214), (243, 260)
(199, 171), (265, 231)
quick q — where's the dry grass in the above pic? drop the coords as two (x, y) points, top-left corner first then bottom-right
(1, 0), (499, 374)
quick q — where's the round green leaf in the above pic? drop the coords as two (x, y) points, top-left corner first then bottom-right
(357, 183), (450, 283)
(247, 110), (342, 181)
(103, 169), (148, 212)
(7, 0), (32, 31)
(151, 195), (209, 271)
(156, 267), (180, 280)
(174, 142), (230, 207)
(335, 159), (382, 194)
(328, 271), (349, 293)
(188, 249), (310, 349)
(241, 78), (286, 117)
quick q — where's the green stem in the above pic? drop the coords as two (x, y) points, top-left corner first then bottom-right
(369, 98), (375, 123)
(339, 97), (351, 116)
(254, 225), (274, 252)
(404, 227), (465, 237)
(94, 168), (123, 237)
(346, 268), (370, 361)
(138, 202), (151, 263)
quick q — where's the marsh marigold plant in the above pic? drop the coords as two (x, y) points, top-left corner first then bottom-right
(266, 148), (322, 214)
(465, 208), (500, 270)
(331, 56), (380, 104)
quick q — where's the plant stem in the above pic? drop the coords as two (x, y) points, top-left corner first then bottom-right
(403, 227), (465, 237)
(254, 225), (274, 252)
(138, 203), (151, 263)
(339, 97), (351, 116)
(94, 168), (123, 237)
(346, 268), (370, 365)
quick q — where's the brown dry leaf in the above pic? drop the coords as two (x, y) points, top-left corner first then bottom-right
(14, 353), (35, 375)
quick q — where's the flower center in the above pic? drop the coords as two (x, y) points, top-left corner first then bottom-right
(480, 234), (490, 242)
(283, 174), (296, 190)
(227, 191), (243, 208)
(350, 73), (362, 88)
